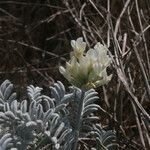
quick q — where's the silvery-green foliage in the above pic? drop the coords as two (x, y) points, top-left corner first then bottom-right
(68, 87), (101, 149)
(45, 115), (73, 150)
(0, 134), (13, 150)
(0, 80), (116, 150)
(0, 80), (16, 110)
(92, 124), (117, 150)
(0, 80), (72, 150)
(50, 81), (75, 107)
(70, 87), (100, 131)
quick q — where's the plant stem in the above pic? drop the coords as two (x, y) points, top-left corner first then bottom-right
(72, 90), (85, 150)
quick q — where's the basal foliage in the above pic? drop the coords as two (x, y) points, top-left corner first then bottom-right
(0, 80), (117, 150)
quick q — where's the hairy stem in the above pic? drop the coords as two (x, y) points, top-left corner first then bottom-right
(72, 90), (85, 150)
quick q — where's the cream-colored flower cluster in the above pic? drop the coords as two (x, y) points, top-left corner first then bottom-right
(59, 37), (112, 89)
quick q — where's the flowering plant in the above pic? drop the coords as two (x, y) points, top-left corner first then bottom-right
(0, 38), (116, 150)
(59, 37), (112, 89)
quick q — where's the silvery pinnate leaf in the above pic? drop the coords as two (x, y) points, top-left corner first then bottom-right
(0, 80), (16, 104)
(0, 133), (13, 150)
(50, 81), (73, 105)
(92, 124), (117, 150)
(20, 100), (27, 113)
(42, 95), (55, 110)
(27, 85), (43, 103)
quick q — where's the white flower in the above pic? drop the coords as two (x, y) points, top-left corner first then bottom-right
(59, 56), (90, 87)
(94, 42), (111, 67)
(70, 37), (86, 59)
(59, 38), (112, 89)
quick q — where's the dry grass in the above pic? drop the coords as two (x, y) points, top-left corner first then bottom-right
(0, 0), (150, 149)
